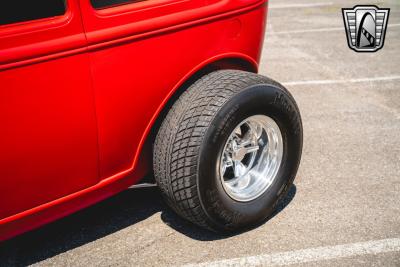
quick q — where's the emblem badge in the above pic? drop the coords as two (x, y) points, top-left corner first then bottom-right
(342, 5), (390, 52)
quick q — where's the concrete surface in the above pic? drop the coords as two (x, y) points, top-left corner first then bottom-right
(1, 0), (399, 266)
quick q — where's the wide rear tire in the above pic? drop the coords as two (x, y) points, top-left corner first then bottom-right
(153, 70), (302, 232)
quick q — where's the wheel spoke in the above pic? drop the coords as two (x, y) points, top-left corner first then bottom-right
(221, 152), (233, 175)
(233, 160), (246, 177)
(249, 121), (262, 139)
(239, 130), (252, 147)
(244, 145), (259, 154)
(234, 126), (242, 137)
(224, 159), (233, 167)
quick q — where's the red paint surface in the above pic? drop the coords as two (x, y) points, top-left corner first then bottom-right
(0, 0), (267, 241)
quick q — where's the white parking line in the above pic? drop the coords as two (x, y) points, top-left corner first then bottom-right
(270, 23), (400, 35)
(269, 2), (333, 9)
(282, 76), (400, 86)
(183, 238), (400, 267)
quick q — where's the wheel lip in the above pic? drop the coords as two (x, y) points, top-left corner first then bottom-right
(219, 114), (284, 202)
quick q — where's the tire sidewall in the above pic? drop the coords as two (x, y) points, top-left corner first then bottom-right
(197, 84), (302, 230)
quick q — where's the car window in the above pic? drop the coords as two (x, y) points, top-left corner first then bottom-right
(0, 0), (66, 26)
(91, 0), (143, 9)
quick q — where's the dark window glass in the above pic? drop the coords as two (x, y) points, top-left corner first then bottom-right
(0, 0), (66, 26)
(91, 0), (143, 9)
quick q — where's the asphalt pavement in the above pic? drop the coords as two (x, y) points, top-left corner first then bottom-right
(1, 0), (399, 266)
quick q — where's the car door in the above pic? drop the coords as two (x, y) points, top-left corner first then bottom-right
(0, 0), (99, 220)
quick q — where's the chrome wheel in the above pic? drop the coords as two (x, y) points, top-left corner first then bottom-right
(219, 115), (283, 202)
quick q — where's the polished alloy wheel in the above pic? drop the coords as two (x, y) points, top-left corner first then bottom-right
(219, 115), (283, 202)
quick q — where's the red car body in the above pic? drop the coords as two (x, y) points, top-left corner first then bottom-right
(0, 0), (267, 241)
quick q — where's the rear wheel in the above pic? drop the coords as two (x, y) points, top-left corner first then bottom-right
(153, 70), (302, 232)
